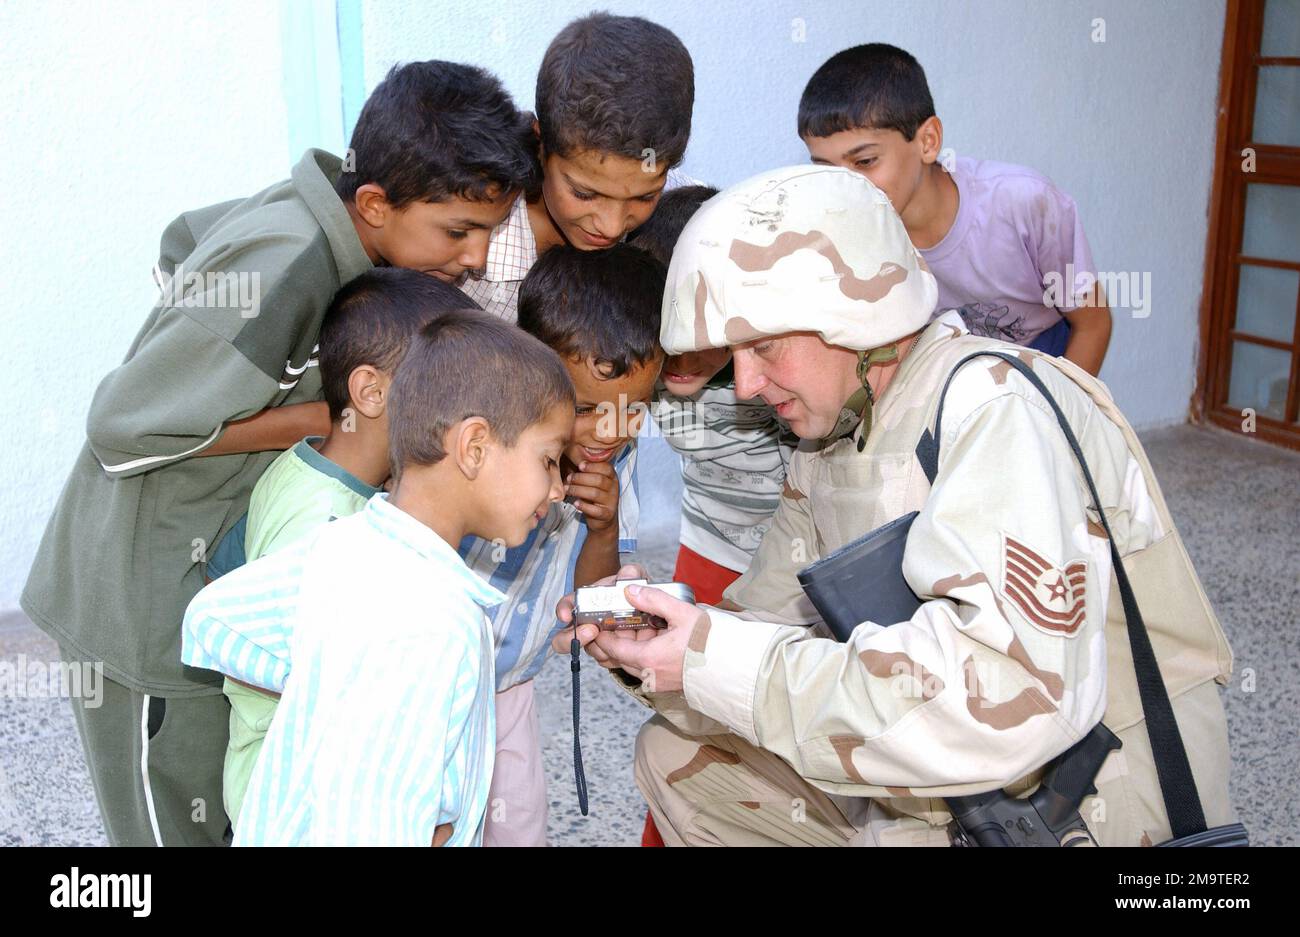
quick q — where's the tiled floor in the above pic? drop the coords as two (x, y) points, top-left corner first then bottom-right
(2, 426), (1296, 846)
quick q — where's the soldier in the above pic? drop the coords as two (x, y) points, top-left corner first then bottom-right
(555, 165), (1237, 847)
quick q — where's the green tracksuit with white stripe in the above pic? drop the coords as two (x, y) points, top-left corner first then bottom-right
(20, 149), (372, 845)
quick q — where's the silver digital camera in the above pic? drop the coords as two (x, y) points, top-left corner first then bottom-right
(573, 579), (696, 631)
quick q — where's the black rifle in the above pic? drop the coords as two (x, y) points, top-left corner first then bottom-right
(946, 723), (1121, 846)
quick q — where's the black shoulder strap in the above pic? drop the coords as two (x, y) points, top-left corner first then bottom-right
(915, 351), (1208, 838)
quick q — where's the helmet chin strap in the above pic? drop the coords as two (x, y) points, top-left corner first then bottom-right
(821, 343), (902, 452)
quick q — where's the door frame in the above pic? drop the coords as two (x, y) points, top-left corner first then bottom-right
(1196, 0), (1300, 450)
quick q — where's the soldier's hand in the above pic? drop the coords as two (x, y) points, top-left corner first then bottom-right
(551, 563), (650, 665)
(591, 583), (698, 694)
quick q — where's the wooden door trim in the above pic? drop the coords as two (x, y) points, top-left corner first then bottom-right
(1196, 0), (1300, 450)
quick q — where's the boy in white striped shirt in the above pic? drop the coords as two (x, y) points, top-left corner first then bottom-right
(457, 12), (695, 322)
(183, 310), (575, 845)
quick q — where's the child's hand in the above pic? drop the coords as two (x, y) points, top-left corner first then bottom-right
(565, 460), (619, 535)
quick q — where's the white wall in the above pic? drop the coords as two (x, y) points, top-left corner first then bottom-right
(0, 0), (1227, 613)
(364, 0), (1226, 430)
(0, 0), (293, 610)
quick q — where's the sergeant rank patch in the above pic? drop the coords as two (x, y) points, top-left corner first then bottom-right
(1001, 535), (1087, 636)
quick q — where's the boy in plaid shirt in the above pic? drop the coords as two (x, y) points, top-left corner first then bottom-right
(458, 12), (695, 321)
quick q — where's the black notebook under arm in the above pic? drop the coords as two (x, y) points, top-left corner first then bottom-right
(796, 511), (923, 641)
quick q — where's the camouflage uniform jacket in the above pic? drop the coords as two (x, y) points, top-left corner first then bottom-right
(616, 309), (1235, 846)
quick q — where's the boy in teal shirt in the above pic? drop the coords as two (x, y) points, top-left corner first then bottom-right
(21, 61), (538, 846)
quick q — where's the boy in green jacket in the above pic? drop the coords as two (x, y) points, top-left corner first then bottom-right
(21, 60), (538, 846)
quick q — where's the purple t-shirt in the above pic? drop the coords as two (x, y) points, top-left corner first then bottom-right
(919, 157), (1097, 345)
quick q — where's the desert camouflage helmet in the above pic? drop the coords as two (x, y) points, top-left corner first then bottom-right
(660, 165), (938, 355)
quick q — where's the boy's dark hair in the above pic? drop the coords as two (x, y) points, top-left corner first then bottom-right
(626, 185), (718, 267)
(387, 310), (575, 479)
(536, 13), (694, 169)
(318, 268), (480, 422)
(336, 60), (540, 207)
(627, 187), (731, 385)
(517, 244), (664, 379)
(626, 184), (733, 389)
(797, 43), (936, 141)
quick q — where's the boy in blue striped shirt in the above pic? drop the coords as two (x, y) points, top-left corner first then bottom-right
(183, 310), (575, 845)
(462, 243), (664, 844)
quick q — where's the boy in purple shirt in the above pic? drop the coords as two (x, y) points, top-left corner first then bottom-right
(799, 43), (1112, 375)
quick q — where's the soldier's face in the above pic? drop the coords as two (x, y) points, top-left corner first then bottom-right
(732, 333), (860, 439)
